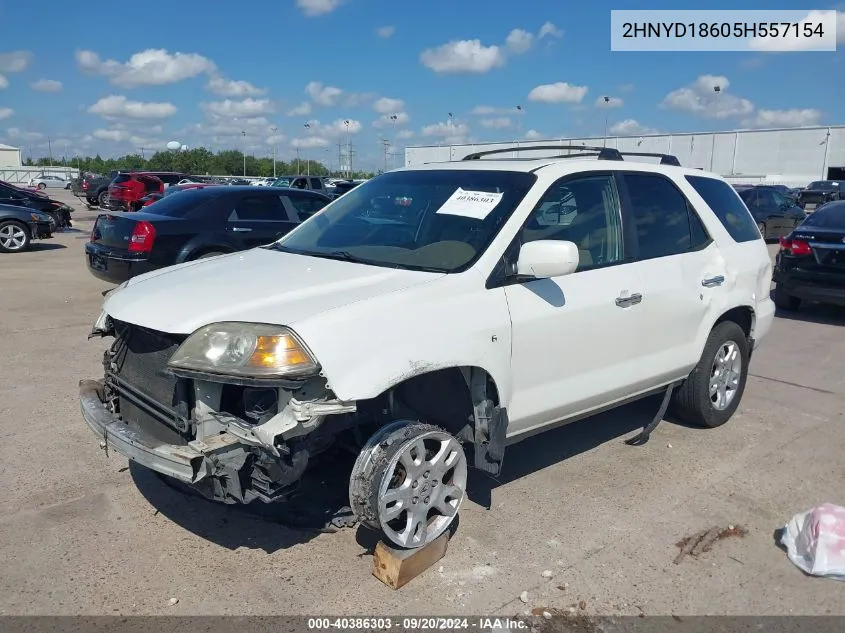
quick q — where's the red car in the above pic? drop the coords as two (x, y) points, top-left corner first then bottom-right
(137, 182), (219, 209)
(107, 172), (164, 212)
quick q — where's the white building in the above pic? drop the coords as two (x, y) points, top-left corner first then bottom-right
(405, 125), (845, 187)
(0, 143), (22, 167)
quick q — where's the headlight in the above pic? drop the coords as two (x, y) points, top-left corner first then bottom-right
(30, 212), (51, 222)
(168, 323), (319, 378)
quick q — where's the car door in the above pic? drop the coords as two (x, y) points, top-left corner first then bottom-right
(502, 172), (650, 435)
(618, 171), (725, 382)
(225, 193), (298, 248)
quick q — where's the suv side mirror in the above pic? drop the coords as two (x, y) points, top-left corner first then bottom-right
(516, 240), (580, 279)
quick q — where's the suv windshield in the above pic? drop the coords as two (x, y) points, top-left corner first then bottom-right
(273, 178), (293, 187)
(807, 181), (837, 190)
(271, 169), (536, 273)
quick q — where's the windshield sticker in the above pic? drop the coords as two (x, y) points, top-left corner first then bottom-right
(436, 188), (504, 220)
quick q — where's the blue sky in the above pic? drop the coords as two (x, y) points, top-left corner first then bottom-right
(0, 0), (842, 171)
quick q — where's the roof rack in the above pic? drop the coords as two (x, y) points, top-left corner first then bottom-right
(461, 144), (681, 166)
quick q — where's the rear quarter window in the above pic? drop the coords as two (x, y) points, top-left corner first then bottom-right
(685, 175), (760, 243)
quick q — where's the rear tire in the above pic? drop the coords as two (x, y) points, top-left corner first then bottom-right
(86, 197), (97, 206)
(669, 321), (749, 429)
(97, 191), (109, 207)
(37, 183), (46, 190)
(0, 220), (31, 253)
(773, 283), (801, 311)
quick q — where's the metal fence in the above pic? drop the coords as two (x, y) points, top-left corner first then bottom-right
(0, 166), (79, 185)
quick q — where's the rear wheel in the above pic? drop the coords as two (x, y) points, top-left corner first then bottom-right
(86, 197), (97, 206)
(773, 282), (801, 311)
(0, 220), (31, 253)
(37, 183), (46, 190)
(97, 190), (109, 207)
(670, 321), (749, 429)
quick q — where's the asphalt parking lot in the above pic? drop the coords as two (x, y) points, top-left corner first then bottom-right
(1, 188), (844, 617)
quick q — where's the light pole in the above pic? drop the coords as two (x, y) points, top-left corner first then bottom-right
(710, 86), (721, 171)
(344, 120), (351, 177)
(303, 122), (311, 176)
(241, 131), (246, 176)
(389, 114), (398, 168)
(270, 126), (278, 177)
(602, 96), (610, 146)
(515, 105), (523, 138)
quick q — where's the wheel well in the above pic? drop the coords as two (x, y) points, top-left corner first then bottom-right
(189, 247), (230, 260)
(383, 367), (500, 441)
(1, 218), (29, 232)
(714, 306), (754, 338)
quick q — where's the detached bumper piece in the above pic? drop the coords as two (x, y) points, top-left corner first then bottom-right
(79, 379), (206, 483)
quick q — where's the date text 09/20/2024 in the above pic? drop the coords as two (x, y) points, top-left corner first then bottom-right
(306, 617), (528, 630)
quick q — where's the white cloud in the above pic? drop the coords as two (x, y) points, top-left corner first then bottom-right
(524, 129), (543, 140)
(0, 75), (7, 89)
(75, 49), (216, 87)
(662, 75), (754, 120)
(609, 119), (658, 135)
(373, 97), (405, 114)
(480, 117), (512, 129)
(88, 95), (177, 120)
(506, 29), (534, 53)
(201, 98), (274, 118)
(743, 108), (822, 128)
(538, 22), (563, 39)
(470, 105), (517, 115)
(595, 96), (623, 108)
(377, 25), (395, 38)
(296, 0), (345, 16)
(619, 83), (635, 93)
(185, 116), (273, 140)
(292, 136), (331, 148)
(306, 81), (344, 106)
(421, 120), (471, 138)
(287, 101), (312, 116)
(91, 128), (166, 147)
(373, 112), (410, 128)
(748, 10), (843, 51)
(266, 133), (286, 145)
(420, 40), (506, 74)
(5, 127), (43, 141)
(528, 82), (588, 104)
(206, 75), (266, 97)
(30, 79), (62, 92)
(397, 129), (415, 139)
(0, 51), (33, 73)
(303, 118), (363, 137)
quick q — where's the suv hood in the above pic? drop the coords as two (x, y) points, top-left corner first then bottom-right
(103, 247), (444, 335)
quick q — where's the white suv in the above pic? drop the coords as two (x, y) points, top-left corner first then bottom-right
(81, 145), (774, 549)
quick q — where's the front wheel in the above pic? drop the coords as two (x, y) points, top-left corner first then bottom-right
(37, 183), (46, 190)
(0, 220), (31, 253)
(97, 191), (109, 207)
(669, 321), (749, 429)
(349, 421), (467, 549)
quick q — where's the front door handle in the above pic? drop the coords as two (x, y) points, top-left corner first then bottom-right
(229, 226), (252, 232)
(701, 275), (725, 287)
(615, 293), (643, 307)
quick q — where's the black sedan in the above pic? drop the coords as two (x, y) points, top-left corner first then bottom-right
(737, 186), (806, 240)
(0, 180), (73, 229)
(773, 201), (845, 310)
(85, 186), (331, 284)
(796, 180), (845, 213)
(0, 203), (54, 253)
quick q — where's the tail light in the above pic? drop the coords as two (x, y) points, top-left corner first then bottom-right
(779, 237), (812, 256)
(82, 181), (88, 190)
(128, 221), (156, 253)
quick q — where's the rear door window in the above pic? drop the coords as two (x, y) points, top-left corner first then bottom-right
(685, 175), (760, 243)
(308, 177), (323, 189)
(283, 194), (328, 221)
(228, 195), (287, 221)
(624, 173), (710, 260)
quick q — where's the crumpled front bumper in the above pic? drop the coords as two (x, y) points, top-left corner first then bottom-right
(79, 379), (207, 483)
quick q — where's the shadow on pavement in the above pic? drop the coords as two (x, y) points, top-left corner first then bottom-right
(131, 395), (695, 552)
(774, 303), (845, 327)
(28, 242), (67, 251)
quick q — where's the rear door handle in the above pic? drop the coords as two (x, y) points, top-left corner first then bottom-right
(615, 293), (642, 307)
(229, 227), (252, 232)
(701, 275), (725, 287)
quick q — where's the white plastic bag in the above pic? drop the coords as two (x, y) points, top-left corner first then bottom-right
(780, 503), (845, 580)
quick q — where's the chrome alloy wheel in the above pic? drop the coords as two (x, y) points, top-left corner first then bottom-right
(709, 340), (742, 411)
(0, 224), (28, 251)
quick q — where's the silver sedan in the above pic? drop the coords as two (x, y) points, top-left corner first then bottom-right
(29, 175), (70, 190)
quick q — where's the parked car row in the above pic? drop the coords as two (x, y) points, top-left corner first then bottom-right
(0, 179), (73, 252)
